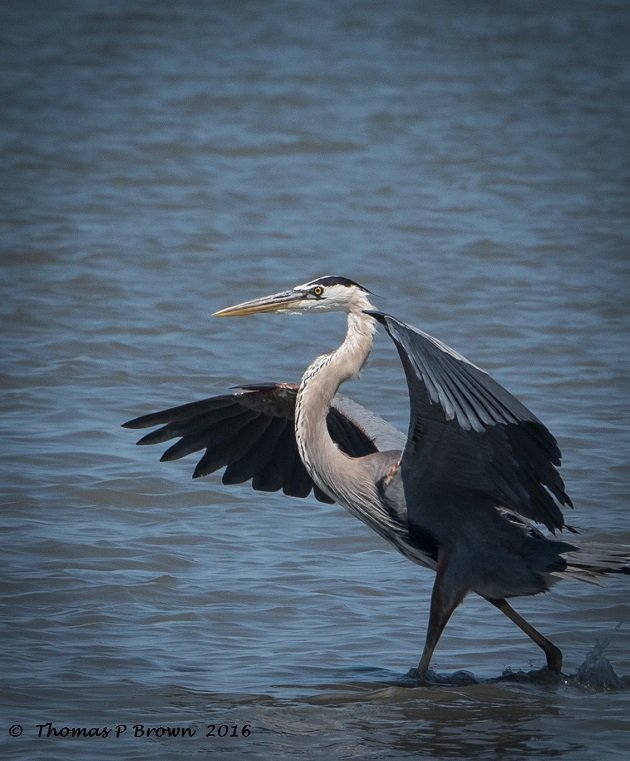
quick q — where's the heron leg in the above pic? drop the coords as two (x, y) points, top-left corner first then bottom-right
(417, 555), (466, 676)
(486, 597), (563, 674)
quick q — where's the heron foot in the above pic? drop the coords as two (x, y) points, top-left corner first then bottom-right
(497, 665), (566, 684)
(406, 667), (478, 686)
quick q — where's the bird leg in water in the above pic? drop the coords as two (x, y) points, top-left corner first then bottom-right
(486, 597), (563, 674)
(416, 553), (467, 677)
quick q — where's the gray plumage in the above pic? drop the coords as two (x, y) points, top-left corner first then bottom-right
(124, 275), (629, 678)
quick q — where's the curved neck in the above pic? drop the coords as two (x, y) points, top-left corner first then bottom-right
(295, 310), (376, 497)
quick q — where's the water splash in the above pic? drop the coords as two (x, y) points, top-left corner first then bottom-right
(574, 641), (625, 690)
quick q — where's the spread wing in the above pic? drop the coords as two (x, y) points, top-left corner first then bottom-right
(123, 382), (405, 505)
(369, 312), (572, 532)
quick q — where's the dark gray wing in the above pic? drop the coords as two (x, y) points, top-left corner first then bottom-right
(123, 382), (402, 505)
(369, 311), (572, 532)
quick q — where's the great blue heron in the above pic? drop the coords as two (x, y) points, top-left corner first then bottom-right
(124, 275), (629, 678)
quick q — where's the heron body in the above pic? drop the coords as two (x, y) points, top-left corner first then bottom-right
(124, 275), (629, 678)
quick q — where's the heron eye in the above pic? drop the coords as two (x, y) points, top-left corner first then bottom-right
(312, 285), (324, 298)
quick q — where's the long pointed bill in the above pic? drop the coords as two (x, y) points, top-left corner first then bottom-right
(212, 289), (305, 317)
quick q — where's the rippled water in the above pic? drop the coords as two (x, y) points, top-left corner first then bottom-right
(2, 1), (630, 759)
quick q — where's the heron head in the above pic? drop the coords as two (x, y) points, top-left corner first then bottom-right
(213, 276), (375, 317)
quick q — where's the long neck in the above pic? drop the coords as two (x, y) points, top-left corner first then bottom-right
(295, 310), (376, 499)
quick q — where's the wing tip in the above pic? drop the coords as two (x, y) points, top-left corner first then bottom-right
(122, 416), (146, 429)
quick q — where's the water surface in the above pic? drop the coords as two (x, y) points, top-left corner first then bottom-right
(2, 2), (629, 759)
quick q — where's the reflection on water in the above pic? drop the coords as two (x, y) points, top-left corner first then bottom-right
(2, 0), (629, 759)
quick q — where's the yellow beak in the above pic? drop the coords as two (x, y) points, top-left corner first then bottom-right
(213, 289), (305, 317)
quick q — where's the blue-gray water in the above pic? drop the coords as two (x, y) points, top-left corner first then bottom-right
(2, 1), (629, 758)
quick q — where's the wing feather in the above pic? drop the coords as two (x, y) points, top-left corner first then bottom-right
(123, 383), (402, 505)
(369, 311), (572, 532)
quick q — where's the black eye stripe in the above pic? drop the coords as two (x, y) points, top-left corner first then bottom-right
(302, 275), (370, 293)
